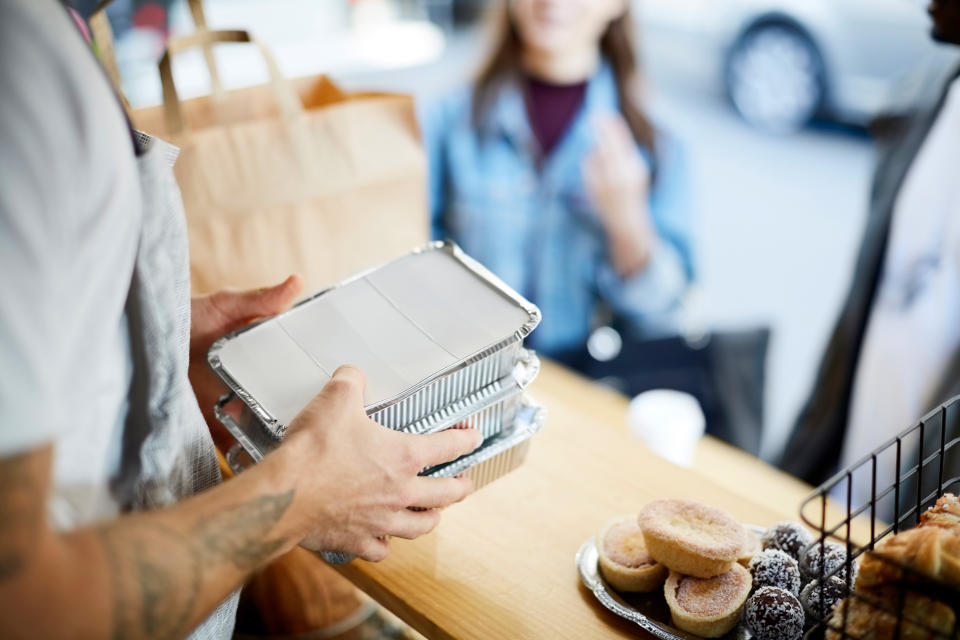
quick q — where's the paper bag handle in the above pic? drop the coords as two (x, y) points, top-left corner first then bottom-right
(88, 1), (131, 113)
(159, 29), (303, 134)
(89, 0), (223, 113)
(185, 0), (225, 95)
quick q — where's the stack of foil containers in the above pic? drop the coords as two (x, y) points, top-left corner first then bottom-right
(209, 242), (543, 559)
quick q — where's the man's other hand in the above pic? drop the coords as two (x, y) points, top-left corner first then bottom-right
(188, 275), (304, 449)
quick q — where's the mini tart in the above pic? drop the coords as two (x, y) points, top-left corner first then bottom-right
(664, 564), (751, 638)
(738, 527), (762, 566)
(638, 499), (746, 578)
(597, 516), (668, 593)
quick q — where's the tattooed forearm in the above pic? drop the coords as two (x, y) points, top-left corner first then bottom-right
(98, 522), (202, 640)
(96, 490), (294, 639)
(0, 440), (296, 640)
(0, 450), (48, 582)
(192, 489), (295, 570)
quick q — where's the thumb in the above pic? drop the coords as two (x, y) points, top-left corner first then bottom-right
(312, 364), (367, 412)
(220, 274), (304, 322)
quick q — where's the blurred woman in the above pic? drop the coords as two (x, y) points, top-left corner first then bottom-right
(422, 0), (694, 361)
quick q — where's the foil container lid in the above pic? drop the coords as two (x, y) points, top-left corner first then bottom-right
(208, 241), (540, 435)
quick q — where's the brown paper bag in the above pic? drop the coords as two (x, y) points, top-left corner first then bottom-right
(131, 29), (428, 295)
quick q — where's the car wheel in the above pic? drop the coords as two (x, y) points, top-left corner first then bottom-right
(725, 22), (826, 133)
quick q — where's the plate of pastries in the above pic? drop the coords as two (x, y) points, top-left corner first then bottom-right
(576, 495), (960, 639)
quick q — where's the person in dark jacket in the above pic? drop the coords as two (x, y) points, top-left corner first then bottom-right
(780, 0), (960, 507)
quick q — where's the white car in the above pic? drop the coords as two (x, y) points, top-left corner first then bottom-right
(638, 0), (954, 131)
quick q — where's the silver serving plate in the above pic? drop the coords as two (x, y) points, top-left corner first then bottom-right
(577, 529), (764, 640)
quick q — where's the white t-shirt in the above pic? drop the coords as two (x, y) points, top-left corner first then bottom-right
(842, 77), (960, 505)
(0, 4), (239, 637)
(0, 0), (140, 527)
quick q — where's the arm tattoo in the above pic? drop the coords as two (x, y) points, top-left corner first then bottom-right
(0, 451), (46, 582)
(98, 523), (202, 640)
(98, 489), (295, 639)
(191, 489), (294, 570)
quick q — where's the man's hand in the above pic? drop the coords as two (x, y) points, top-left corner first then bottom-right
(189, 275), (304, 449)
(582, 114), (658, 278)
(280, 365), (481, 562)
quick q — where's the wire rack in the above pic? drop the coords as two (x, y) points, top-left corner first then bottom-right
(799, 396), (960, 639)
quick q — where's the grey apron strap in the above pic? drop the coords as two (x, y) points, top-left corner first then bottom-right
(110, 261), (152, 509)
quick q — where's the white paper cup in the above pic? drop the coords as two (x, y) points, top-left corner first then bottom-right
(628, 390), (706, 467)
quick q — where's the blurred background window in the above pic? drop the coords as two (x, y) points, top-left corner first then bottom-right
(107, 0), (958, 462)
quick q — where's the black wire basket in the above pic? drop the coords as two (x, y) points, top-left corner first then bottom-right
(799, 396), (960, 639)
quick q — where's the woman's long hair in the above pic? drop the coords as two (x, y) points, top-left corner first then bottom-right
(472, 4), (657, 156)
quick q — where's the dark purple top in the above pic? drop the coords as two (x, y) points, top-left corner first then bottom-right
(525, 75), (588, 157)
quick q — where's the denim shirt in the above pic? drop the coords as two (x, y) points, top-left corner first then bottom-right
(421, 63), (694, 357)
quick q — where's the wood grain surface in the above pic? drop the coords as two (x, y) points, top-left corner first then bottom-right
(335, 361), (864, 639)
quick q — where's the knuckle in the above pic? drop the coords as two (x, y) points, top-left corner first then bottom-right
(397, 443), (423, 474)
(361, 539), (389, 563)
(447, 430), (478, 459)
(385, 511), (405, 535)
(358, 539), (379, 561)
(443, 479), (468, 506)
(370, 521), (389, 539)
(395, 486), (414, 510)
(422, 510), (442, 534)
(333, 364), (365, 386)
(321, 377), (352, 398)
(373, 543), (390, 562)
(458, 475), (475, 499)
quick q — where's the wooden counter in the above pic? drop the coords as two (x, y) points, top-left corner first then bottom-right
(336, 361), (852, 639)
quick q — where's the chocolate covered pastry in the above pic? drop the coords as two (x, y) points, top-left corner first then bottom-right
(761, 521), (814, 562)
(749, 548), (801, 595)
(800, 575), (849, 621)
(801, 540), (856, 583)
(743, 586), (804, 640)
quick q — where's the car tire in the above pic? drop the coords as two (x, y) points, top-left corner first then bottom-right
(725, 21), (826, 133)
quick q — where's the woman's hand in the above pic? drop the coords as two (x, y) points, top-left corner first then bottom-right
(188, 275), (304, 450)
(582, 114), (657, 278)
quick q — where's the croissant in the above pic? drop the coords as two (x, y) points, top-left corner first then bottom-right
(857, 525), (960, 590)
(825, 590), (956, 640)
(920, 493), (960, 530)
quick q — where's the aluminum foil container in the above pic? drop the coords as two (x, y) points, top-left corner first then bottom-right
(225, 398), (545, 565)
(426, 398), (545, 490)
(207, 241), (541, 441)
(378, 351), (538, 438)
(215, 351), (539, 463)
(225, 399), (544, 481)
